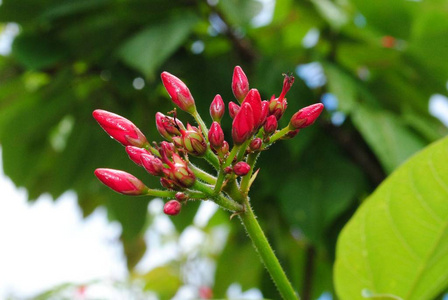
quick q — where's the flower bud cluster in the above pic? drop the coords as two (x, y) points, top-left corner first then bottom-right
(93, 66), (324, 216)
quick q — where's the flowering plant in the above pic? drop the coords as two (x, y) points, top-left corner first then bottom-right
(93, 66), (323, 299)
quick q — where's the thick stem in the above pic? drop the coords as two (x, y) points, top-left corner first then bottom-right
(145, 189), (176, 198)
(192, 181), (242, 211)
(269, 126), (290, 145)
(189, 163), (217, 184)
(239, 200), (299, 300)
(204, 148), (220, 170)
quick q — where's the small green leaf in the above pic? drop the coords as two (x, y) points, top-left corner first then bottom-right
(323, 63), (358, 113)
(334, 136), (448, 300)
(117, 13), (199, 78)
(139, 266), (182, 299)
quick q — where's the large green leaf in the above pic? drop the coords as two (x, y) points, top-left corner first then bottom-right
(334, 136), (448, 300)
(117, 13), (199, 78)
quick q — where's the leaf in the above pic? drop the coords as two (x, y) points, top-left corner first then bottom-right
(139, 266), (182, 299)
(334, 136), (448, 300)
(218, 0), (263, 27)
(352, 104), (426, 174)
(323, 63), (358, 113)
(310, 0), (348, 30)
(12, 34), (67, 70)
(117, 13), (199, 78)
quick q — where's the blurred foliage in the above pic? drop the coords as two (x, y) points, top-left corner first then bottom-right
(0, 0), (447, 299)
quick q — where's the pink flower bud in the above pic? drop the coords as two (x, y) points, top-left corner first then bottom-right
(278, 73), (295, 102)
(164, 200), (182, 216)
(163, 153), (196, 188)
(224, 166), (233, 174)
(199, 286), (213, 299)
(232, 102), (254, 145)
(94, 168), (148, 195)
(210, 94), (225, 122)
(282, 129), (300, 139)
(175, 192), (188, 201)
(221, 140), (230, 154)
(249, 138), (262, 151)
(160, 141), (176, 158)
(242, 89), (262, 130)
(161, 72), (196, 113)
(260, 100), (269, 126)
(232, 66), (249, 103)
(228, 101), (240, 119)
(125, 146), (150, 166)
(182, 124), (207, 156)
(141, 154), (164, 176)
(155, 112), (185, 142)
(264, 115), (278, 135)
(289, 103), (324, 129)
(208, 121), (224, 150)
(233, 161), (251, 176)
(93, 109), (148, 148)
(160, 177), (181, 190)
(269, 96), (288, 120)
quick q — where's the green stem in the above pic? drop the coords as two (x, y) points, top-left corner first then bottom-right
(192, 181), (242, 211)
(239, 200), (299, 300)
(145, 189), (176, 198)
(236, 139), (250, 162)
(189, 163), (216, 184)
(240, 152), (259, 193)
(269, 126), (290, 145)
(204, 148), (220, 170)
(192, 110), (209, 142)
(214, 145), (240, 194)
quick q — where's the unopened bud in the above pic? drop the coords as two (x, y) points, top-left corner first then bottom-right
(221, 141), (230, 154)
(233, 162), (251, 176)
(264, 115), (278, 135)
(161, 72), (196, 113)
(126, 146), (150, 166)
(289, 103), (324, 129)
(232, 66), (249, 103)
(242, 89), (262, 130)
(224, 166), (233, 174)
(249, 138), (262, 151)
(155, 112), (185, 142)
(228, 101), (240, 119)
(141, 154), (164, 176)
(175, 192), (188, 201)
(232, 102), (254, 145)
(182, 125), (207, 156)
(160, 177), (181, 190)
(93, 110), (148, 148)
(160, 141), (175, 158)
(210, 94), (225, 122)
(94, 168), (148, 195)
(208, 122), (224, 150)
(282, 129), (300, 139)
(278, 73), (295, 102)
(163, 153), (196, 188)
(269, 96), (287, 120)
(164, 200), (182, 216)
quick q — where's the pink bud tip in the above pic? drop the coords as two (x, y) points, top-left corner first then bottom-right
(228, 101), (240, 119)
(289, 103), (324, 129)
(278, 73), (295, 101)
(126, 146), (150, 166)
(141, 154), (164, 176)
(232, 66), (249, 103)
(175, 192), (188, 201)
(232, 102), (254, 145)
(210, 94), (225, 122)
(249, 138), (262, 151)
(264, 115), (278, 135)
(208, 121), (225, 150)
(164, 200), (182, 216)
(161, 72), (196, 113)
(242, 89), (263, 130)
(94, 168), (147, 195)
(233, 161), (251, 176)
(93, 109), (148, 147)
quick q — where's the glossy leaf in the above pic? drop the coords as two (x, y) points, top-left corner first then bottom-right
(118, 14), (199, 77)
(334, 136), (448, 300)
